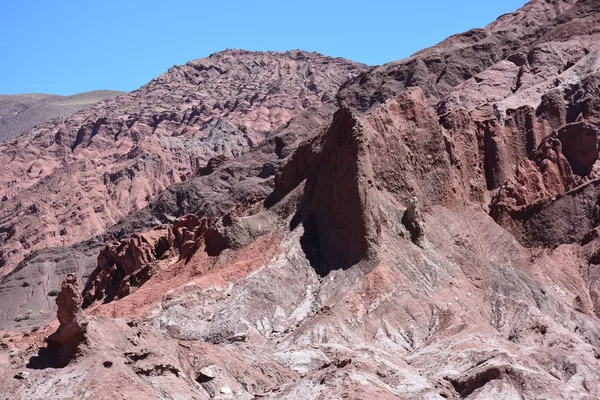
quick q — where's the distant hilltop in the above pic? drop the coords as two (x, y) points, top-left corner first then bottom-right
(0, 90), (124, 142)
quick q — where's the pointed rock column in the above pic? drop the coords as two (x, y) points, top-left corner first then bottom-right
(45, 273), (88, 365)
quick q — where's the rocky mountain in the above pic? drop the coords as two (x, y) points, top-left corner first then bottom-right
(0, 50), (366, 276)
(2, 1), (600, 399)
(0, 91), (123, 143)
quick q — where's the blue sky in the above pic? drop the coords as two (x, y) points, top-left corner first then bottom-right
(1, 0), (528, 95)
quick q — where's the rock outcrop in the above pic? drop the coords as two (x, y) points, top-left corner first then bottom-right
(44, 274), (88, 365)
(82, 226), (177, 307)
(490, 76), (600, 246)
(82, 214), (236, 307)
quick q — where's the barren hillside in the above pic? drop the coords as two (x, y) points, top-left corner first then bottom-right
(0, 91), (123, 142)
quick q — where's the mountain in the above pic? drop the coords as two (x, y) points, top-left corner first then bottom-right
(0, 50), (366, 276)
(2, 1), (600, 399)
(0, 91), (123, 142)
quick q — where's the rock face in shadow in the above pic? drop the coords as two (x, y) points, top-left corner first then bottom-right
(290, 107), (376, 275)
(281, 88), (454, 275)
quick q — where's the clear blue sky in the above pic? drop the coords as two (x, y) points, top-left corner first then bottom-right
(1, 0), (528, 95)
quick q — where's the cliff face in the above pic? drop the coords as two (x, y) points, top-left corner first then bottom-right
(3, 1), (600, 399)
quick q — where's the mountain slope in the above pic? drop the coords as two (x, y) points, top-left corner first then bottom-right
(0, 50), (366, 275)
(0, 91), (123, 142)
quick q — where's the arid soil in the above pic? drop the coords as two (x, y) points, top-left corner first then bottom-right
(2, 1), (600, 399)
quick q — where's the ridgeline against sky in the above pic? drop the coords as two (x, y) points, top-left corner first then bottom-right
(2, 0), (527, 95)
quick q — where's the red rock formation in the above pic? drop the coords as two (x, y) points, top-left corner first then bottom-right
(82, 215), (234, 307)
(493, 136), (577, 210)
(44, 274), (88, 365)
(490, 106), (600, 247)
(82, 226), (176, 307)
